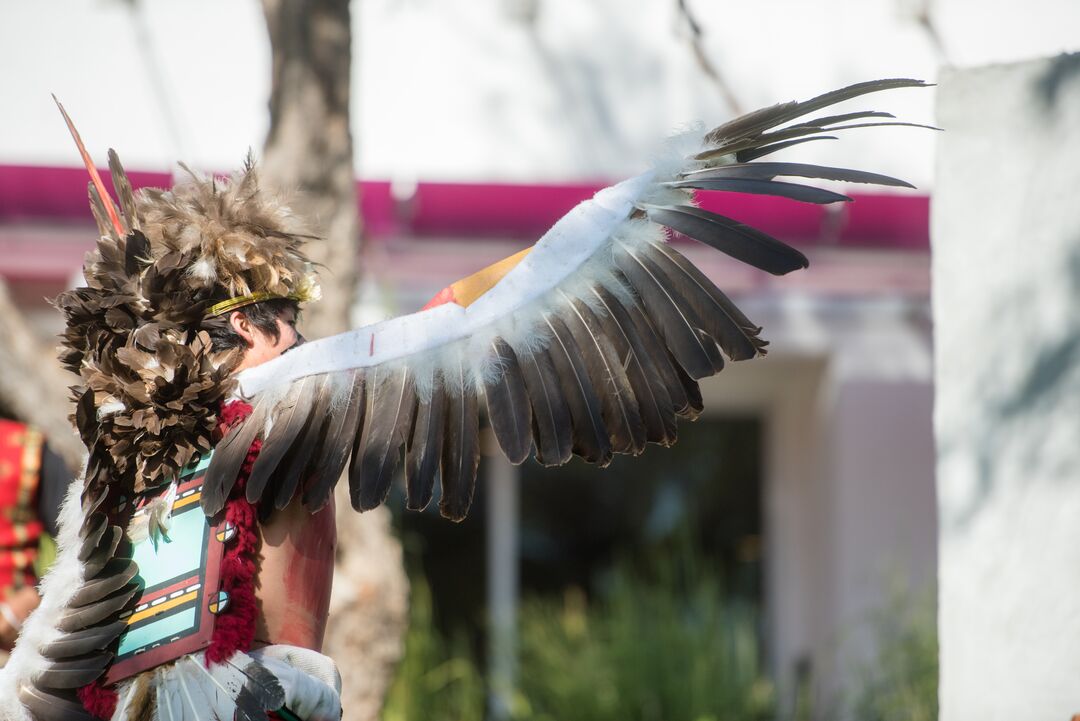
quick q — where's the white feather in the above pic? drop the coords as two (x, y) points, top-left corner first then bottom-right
(186, 257), (218, 284)
(111, 677), (144, 721)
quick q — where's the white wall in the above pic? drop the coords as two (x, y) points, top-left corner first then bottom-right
(703, 291), (935, 714)
(934, 54), (1080, 720)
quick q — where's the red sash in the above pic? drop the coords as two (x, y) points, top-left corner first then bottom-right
(0, 419), (43, 598)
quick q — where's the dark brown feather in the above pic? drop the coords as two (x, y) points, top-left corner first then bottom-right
(519, 347), (573, 466)
(405, 371), (445, 512)
(57, 584), (139, 633)
(81, 525), (123, 580)
(542, 314), (612, 466)
(439, 359), (479, 522)
(613, 243), (724, 379)
(483, 340), (533, 465)
(680, 161), (914, 189)
(87, 182), (121, 243)
(671, 354), (704, 420)
(559, 293), (646, 455)
(273, 374), (336, 511)
(350, 365), (416, 511)
(41, 621), (129, 660)
(68, 558), (138, 607)
(78, 512), (107, 560)
(202, 399), (269, 516)
(622, 299), (695, 419)
(33, 654), (113, 689)
(644, 241), (766, 361)
(736, 135), (837, 163)
(588, 286), (677, 446)
(702, 119), (937, 160)
(644, 205), (808, 276)
(669, 177), (851, 204)
(18, 684), (98, 721)
(704, 78), (929, 145)
(246, 375), (319, 504)
(302, 372), (365, 512)
(790, 109), (895, 128)
(108, 148), (139, 232)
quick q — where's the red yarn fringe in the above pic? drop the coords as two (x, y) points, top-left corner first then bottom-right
(78, 678), (117, 719)
(206, 400), (262, 664)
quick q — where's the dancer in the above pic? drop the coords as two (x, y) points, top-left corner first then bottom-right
(0, 79), (929, 721)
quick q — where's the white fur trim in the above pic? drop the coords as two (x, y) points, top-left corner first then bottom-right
(0, 479), (91, 721)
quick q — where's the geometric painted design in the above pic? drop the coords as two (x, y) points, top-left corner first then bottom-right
(208, 590), (230, 615)
(106, 449), (230, 683)
(216, 522), (237, 544)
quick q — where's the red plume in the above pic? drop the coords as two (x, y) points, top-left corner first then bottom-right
(52, 95), (126, 238)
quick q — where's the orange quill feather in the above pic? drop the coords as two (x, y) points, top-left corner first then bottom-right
(52, 94), (126, 238)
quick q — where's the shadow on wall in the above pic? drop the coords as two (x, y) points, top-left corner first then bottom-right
(946, 240), (1080, 529)
(1035, 51), (1080, 110)
(938, 56), (1080, 529)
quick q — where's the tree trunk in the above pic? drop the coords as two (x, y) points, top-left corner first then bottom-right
(259, 2), (410, 719)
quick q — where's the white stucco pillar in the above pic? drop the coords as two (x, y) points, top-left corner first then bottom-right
(934, 53), (1080, 720)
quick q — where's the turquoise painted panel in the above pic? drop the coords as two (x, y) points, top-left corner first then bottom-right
(132, 508), (208, 589)
(118, 606), (197, 656)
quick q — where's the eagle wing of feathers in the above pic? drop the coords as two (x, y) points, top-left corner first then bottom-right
(203, 78), (932, 523)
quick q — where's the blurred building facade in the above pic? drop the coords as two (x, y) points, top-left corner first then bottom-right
(1, 0), (1076, 714)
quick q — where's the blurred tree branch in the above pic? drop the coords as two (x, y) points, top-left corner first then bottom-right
(675, 0), (743, 115)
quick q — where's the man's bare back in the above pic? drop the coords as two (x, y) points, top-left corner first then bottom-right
(256, 494), (337, 651)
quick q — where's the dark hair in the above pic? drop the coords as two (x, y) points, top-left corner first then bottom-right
(204, 297), (299, 352)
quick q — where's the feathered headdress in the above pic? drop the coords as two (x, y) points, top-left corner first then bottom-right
(52, 99), (319, 494)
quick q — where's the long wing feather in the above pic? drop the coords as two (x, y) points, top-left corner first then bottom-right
(671, 177), (852, 204)
(202, 397), (270, 516)
(18, 683), (99, 721)
(613, 241), (725, 379)
(303, 372), (365, 511)
(350, 365), (416, 511)
(274, 375), (337, 511)
(439, 357), (479, 521)
(588, 285), (678, 445)
(680, 161), (914, 188)
(482, 340), (533, 465)
(558, 292), (646, 455)
(643, 241), (766, 361)
(643, 205), (809, 276)
(542, 313), (612, 466)
(246, 375), (318, 504)
(519, 347), (573, 466)
(405, 369), (446, 511)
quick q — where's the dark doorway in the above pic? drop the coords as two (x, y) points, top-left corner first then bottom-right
(393, 415), (765, 655)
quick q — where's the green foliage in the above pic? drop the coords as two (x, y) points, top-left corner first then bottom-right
(383, 577), (486, 721)
(383, 546), (774, 721)
(383, 553), (940, 721)
(850, 587), (938, 721)
(512, 562), (774, 721)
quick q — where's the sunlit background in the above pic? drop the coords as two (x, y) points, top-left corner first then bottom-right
(1, 2), (1078, 720)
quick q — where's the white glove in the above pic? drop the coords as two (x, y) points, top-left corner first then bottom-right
(248, 645), (343, 721)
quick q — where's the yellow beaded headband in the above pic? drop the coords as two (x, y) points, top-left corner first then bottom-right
(207, 273), (322, 317)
